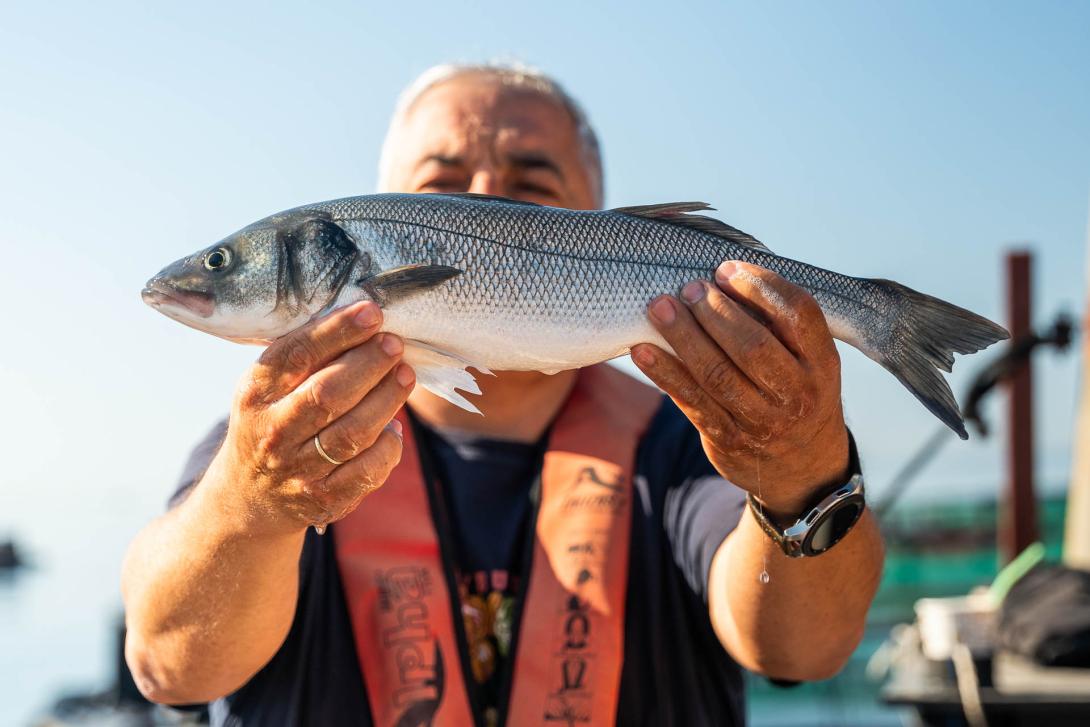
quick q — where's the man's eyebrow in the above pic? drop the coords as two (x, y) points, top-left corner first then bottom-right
(507, 152), (564, 179)
(421, 154), (464, 167)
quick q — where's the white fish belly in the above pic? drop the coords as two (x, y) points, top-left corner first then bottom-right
(383, 298), (672, 373)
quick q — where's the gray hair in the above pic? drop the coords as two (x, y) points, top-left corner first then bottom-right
(377, 62), (604, 205)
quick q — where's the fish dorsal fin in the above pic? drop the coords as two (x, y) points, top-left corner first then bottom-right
(430, 192), (542, 207)
(612, 202), (772, 252)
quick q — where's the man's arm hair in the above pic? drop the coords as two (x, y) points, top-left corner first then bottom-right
(122, 439), (306, 704)
(707, 492), (883, 681)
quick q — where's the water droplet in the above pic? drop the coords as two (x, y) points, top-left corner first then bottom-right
(313, 523), (327, 535)
(758, 570), (770, 584)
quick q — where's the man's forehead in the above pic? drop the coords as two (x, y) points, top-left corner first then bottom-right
(399, 77), (579, 156)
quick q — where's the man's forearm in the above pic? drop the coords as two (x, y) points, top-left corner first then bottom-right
(708, 507), (884, 681)
(121, 456), (305, 704)
(122, 302), (408, 705)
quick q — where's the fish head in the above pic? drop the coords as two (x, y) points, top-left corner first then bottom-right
(142, 211), (365, 344)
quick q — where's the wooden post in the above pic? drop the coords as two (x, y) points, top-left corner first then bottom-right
(1000, 251), (1039, 563)
(1064, 205), (1090, 569)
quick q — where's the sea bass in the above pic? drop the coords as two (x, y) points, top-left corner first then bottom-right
(143, 192), (1008, 438)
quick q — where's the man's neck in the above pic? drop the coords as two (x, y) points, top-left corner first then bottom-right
(408, 369), (578, 443)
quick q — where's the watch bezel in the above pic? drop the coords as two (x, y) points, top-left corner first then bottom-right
(780, 474), (866, 557)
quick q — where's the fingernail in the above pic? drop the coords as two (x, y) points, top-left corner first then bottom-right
(716, 261), (738, 283)
(381, 334), (403, 357)
(681, 281), (706, 304)
(632, 345), (656, 367)
(391, 419), (403, 436)
(395, 362), (415, 387)
(649, 297), (677, 325)
(356, 303), (381, 328)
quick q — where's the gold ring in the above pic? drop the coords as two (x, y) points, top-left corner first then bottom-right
(313, 434), (345, 466)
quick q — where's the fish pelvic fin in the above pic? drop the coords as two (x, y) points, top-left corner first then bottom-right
(874, 280), (1009, 439)
(402, 341), (493, 415)
(358, 264), (462, 306)
(611, 202), (772, 252)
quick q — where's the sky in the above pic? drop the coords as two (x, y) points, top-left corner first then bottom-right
(0, 0), (1088, 721)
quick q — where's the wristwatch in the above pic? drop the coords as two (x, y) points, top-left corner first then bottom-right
(747, 473), (866, 558)
(747, 430), (866, 559)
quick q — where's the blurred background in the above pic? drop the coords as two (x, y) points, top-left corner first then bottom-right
(1, 1), (1088, 725)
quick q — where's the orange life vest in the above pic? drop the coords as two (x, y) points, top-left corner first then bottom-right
(334, 364), (662, 727)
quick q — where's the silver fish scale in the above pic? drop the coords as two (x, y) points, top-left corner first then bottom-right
(246, 194), (888, 341)
(308, 193), (902, 375)
(335, 194), (881, 334)
(319, 193), (751, 267)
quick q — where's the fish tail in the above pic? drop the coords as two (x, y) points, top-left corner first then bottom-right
(871, 280), (1009, 439)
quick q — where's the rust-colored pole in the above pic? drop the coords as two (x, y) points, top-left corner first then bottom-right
(1001, 250), (1039, 563)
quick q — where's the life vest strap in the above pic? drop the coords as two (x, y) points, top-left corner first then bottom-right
(335, 365), (662, 726)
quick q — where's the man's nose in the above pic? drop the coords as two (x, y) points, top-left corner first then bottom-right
(467, 171), (505, 197)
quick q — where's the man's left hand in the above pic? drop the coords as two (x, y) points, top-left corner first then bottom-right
(632, 261), (850, 521)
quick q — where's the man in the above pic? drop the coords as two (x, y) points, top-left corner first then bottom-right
(122, 63), (884, 726)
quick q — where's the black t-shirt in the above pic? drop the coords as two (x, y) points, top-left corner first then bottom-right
(414, 424), (542, 725)
(171, 399), (749, 726)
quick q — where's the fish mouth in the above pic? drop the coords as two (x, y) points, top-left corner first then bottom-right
(141, 281), (215, 319)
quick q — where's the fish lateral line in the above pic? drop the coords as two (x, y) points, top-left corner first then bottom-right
(361, 216), (735, 274)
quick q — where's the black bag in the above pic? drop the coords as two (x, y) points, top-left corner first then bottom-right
(997, 562), (1090, 667)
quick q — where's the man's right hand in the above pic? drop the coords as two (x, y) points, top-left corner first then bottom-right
(122, 300), (414, 704)
(212, 300), (415, 536)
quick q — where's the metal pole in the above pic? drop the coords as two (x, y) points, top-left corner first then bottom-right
(1001, 251), (1039, 563)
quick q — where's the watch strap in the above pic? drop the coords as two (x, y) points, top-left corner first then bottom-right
(745, 430), (864, 558)
(747, 493), (804, 557)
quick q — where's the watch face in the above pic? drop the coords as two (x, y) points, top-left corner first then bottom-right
(803, 496), (865, 555)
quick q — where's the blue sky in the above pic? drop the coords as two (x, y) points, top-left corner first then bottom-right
(0, 1), (1088, 717)
(2, 0), (1088, 531)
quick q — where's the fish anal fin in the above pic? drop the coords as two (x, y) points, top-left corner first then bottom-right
(358, 264), (461, 306)
(612, 202), (772, 252)
(402, 342), (490, 415)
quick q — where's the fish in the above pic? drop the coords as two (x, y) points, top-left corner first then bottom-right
(143, 192), (1009, 438)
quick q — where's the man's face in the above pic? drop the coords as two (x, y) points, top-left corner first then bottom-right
(381, 75), (599, 210)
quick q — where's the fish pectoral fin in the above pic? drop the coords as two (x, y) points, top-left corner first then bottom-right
(358, 264), (462, 306)
(402, 341), (492, 415)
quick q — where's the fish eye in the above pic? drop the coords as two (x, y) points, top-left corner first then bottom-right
(203, 248), (232, 271)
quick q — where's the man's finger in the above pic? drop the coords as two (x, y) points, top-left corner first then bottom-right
(677, 280), (803, 404)
(630, 342), (741, 447)
(248, 301), (384, 404)
(714, 262), (834, 363)
(322, 424), (405, 517)
(299, 363), (415, 465)
(272, 333), (404, 442)
(645, 295), (775, 429)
